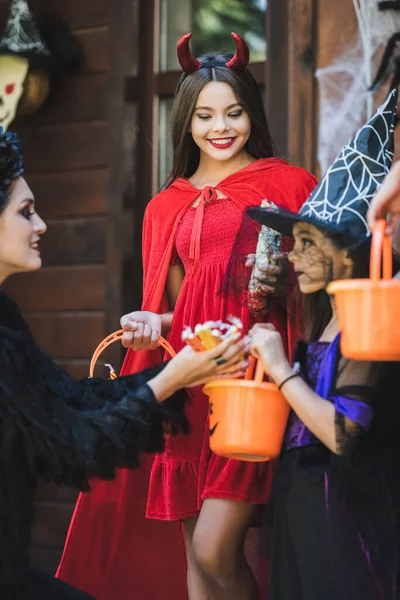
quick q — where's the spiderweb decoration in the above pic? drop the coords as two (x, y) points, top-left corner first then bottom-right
(302, 89), (396, 238)
(316, 0), (400, 174)
(0, 0), (49, 56)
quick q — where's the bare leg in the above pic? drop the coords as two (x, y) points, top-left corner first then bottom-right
(192, 499), (259, 600)
(183, 516), (210, 600)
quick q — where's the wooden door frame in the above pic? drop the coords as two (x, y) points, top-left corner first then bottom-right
(267, 0), (318, 173)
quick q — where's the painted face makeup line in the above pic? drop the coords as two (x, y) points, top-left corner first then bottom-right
(207, 137), (237, 149)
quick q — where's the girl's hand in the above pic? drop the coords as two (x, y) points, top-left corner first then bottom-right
(367, 161), (400, 233)
(162, 334), (248, 391)
(246, 253), (287, 294)
(120, 311), (162, 350)
(249, 323), (292, 383)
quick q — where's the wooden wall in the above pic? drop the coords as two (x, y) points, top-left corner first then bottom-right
(0, 0), (139, 573)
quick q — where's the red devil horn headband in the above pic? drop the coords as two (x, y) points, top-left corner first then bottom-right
(177, 32), (250, 75)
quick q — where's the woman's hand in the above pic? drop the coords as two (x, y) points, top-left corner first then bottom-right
(120, 311), (162, 350)
(167, 334), (248, 388)
(249, 323), (292, 384)
(148, 334), (248, 401)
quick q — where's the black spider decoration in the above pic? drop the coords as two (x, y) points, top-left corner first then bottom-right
(209, 423), (219, 436)
(369, 32), (400, 93)
(209, 403), (219, 436)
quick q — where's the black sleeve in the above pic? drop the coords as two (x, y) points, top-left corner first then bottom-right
(331, 355), (381, 455)
(0, 320), (188, 491)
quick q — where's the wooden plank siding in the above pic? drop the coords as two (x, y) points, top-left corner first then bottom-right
(0, 0), (130, 574)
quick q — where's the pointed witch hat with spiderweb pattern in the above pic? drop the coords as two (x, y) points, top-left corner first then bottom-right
(248, 88), (397, 244)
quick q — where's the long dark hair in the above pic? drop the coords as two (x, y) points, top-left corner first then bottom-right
(163, 52), (275, 189)
(302, 235), (371, 342)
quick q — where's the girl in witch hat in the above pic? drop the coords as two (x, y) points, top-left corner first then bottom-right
(58, 32), (317, 600)
(0, 127), (246, 600)
(248, 89), (400, 599)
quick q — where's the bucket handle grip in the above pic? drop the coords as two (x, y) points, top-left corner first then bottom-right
(254, 359), (265, 385)
(370, 220), (392, 281)
(89, 329), (176, 378)
(244, 355), (266, 385)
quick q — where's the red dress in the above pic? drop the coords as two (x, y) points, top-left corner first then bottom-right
(57, 160), (317, 600)
(147, 195), (272, 520)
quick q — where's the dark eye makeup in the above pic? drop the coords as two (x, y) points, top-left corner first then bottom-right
(228, 110), (243, 118)
(20, 204), (35, 220)
(195, 108), (244, 120)
(295, 235), (315, 249)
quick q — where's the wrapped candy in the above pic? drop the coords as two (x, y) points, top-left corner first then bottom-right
(104, 363), (118, 380)
(182, 317), (243, 351)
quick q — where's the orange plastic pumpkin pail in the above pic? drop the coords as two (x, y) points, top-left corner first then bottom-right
(203, 359), (290, 462)
(89, 330), (176, 377)
(327, 220), (400, 361)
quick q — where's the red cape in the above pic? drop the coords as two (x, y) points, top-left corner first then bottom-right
(57, 158), (317, 600)
(121, 158), (317, 374)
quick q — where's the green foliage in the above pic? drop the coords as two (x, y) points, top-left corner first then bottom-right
(191, 0), (266, 62)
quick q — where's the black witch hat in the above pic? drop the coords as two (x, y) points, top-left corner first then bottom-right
(249, 88), (398, 244)
(0, 0), (81, 76)
(0, 0), (50, 68)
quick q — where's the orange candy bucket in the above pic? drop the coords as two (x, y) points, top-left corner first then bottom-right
(327, 220), (400, 361)
(89, 329), (176, 377)
(204, 358), (290, 462)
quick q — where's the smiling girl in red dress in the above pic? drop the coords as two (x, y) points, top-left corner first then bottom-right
(119, 34), (317, 600)
(58, 33), (317, 600)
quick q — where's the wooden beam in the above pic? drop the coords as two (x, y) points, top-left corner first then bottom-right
(136, 0), (158, 199)
(121, 0), (158, 314)
(105, 0), (139, 355)
(266, 0), (289, 158)
(287, 0), (318, 172)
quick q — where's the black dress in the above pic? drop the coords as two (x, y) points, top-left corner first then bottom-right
(0, 291), (188, 599)
(268, 338), (400, 600)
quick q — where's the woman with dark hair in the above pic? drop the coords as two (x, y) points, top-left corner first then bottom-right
(57, 33), (317, 600)
(248, 90), (400, 600)
(0, 128), (246, 600)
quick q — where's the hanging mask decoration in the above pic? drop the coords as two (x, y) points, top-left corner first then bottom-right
(0, 55), (28, 130)
(0, 0), (82, 129)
